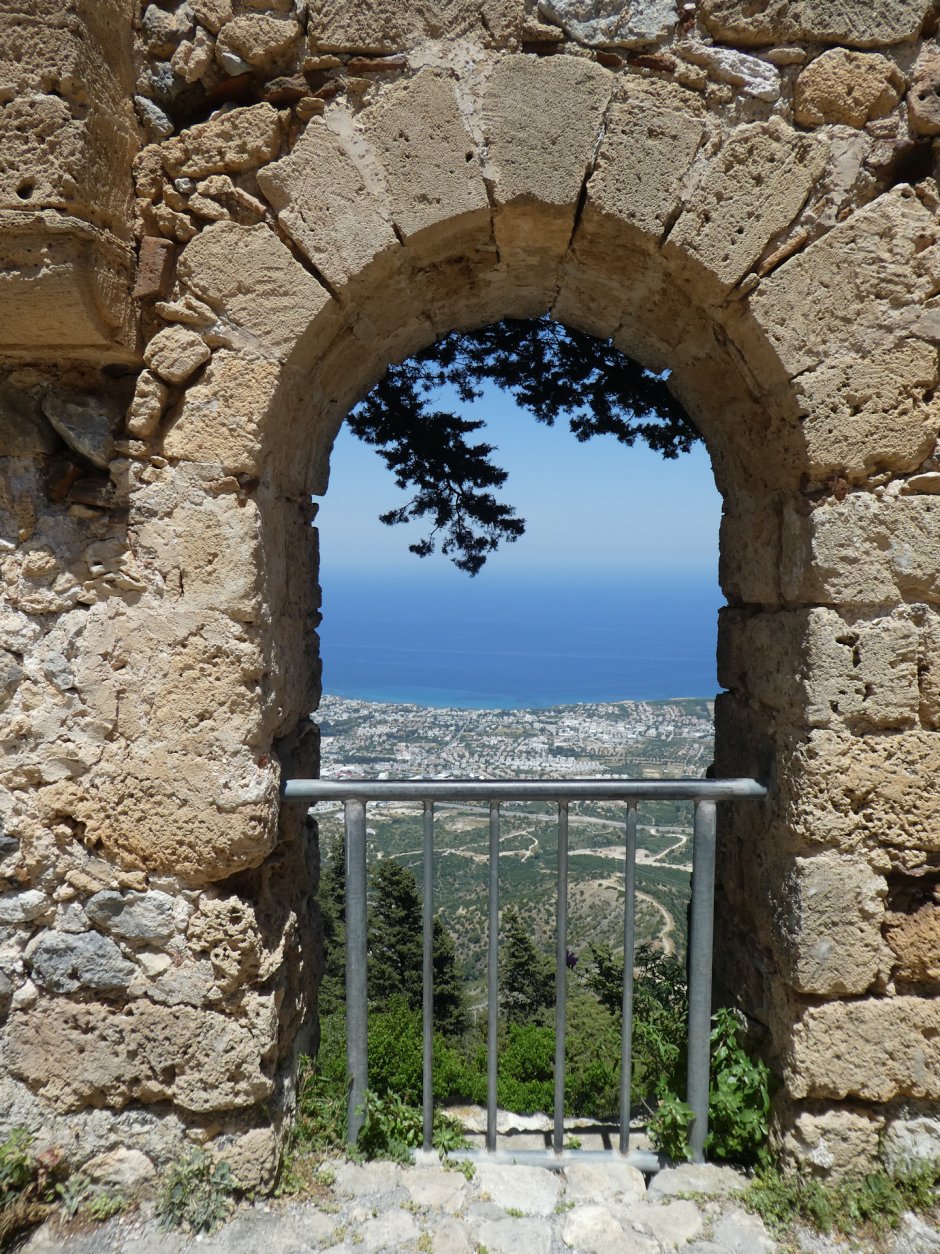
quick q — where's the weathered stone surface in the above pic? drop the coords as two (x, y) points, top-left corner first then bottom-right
(134, 236), (177, 300)
(364, 69), (489, 241)
(0, 890), (50, 926)
(0, 385), (57, 456)
(126, 370), (169, 439)
(718, 607), (920, 730)
(560, 1204), (631, 1253)
(216, 14), (302, 71)
(585, 77), (704, 243)
(678, 42), (781, 100)
(538, 0), (676, 47)
(473, 1161), (562, 1215)
(177, 220), (331, 359)
(772, 853), (890, 996)
(159, 350), (277, 475)
(893, 1213), (940, 1254)
(710, 1209), (774, 1254)
(6, 997), (276, 1112)
(638, 1199), (704, 1246)
(885, 895), (940, 985)
(782, 495), (940, 606)
(779, 1104), (884, 1174)
(403, 1166), (467, 1212)
(786, 996), (940, 1101)
(161, 105), (282, 179)
(795, 50), (904, 128)
(307, 0), (524, 53)
(647, 1163), (747, 1201)
(564, 1160), (646, 1204)
(26, 929), (136, 994)
(909, 47), (940, 136)
(700, 0), (931, 48)
(85, 890), (176, 944)
(475, 1217), (554, 1254)
(668, 120), (825, 290)
(331, 1159), (402, 1197)
(41, 390), (121, 470)
(747, 189), (940, 379)
(777, 727), (940, 852)
(144, 325), (211, 385)
(788, 340), (939, 483)
(84, 1147), (156, 1191)
(883, 1115), (940, 1172)
(256, 120), (398, 290)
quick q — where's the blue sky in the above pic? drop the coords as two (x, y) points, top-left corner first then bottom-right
(315, 381), (722, 581)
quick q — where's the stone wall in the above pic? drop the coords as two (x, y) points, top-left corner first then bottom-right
(1, 0), (940, 1183)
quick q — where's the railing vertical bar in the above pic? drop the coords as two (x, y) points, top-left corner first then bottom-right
(422, 800), (435, 1152)
(344, 798), (369, 1148)
(619, 801), (638, 1155)
(687, 798), (717, 1163)
(553, 801), (569, 1154)
(486, 801), (500, 1153)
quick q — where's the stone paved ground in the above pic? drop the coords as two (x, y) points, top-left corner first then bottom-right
(16, 1159), (940, 1254)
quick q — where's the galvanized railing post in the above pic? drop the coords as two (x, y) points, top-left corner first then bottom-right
(619, 801), (638, 1154)
(422, 800), (434, 1152)
(344, 798), (369, 1148)
(687, 798), (717, 1163)
(486, 801), (500, 1153)
(553, 801), (569, 1154)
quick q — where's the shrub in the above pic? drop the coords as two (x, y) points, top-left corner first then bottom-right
(155, 1150), (238, 1233)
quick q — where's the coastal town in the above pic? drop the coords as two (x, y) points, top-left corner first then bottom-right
(314, 695), (714, 971)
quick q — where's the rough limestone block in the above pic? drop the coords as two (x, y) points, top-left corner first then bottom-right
(5, 997), (276, 1112)
(794, 50), (904, 129)
(700, 0), (931, 48)
(85, 890), (176, 944)
(484, 55), (612, 210)
(584, 77), (705, 244)
(126, 371), (169, 439)
(307, 0), (524, 53)
(0, 211), (137, 362)
(0, 0), (137, 238)
(882, 1115), (940, 1172)
(666, 120), (825, 291)
(772, 852), (890, 996)
(779, 1105), (885, 1174)
(718, 607), (920, 730)
(746, 188), (940, 379)
(786, 340), (939, 483)
(144, 325), (211, 385)
(777, 727), (940, 852)
(483, 54), (612, 277)
(161, 351), (279, 475)
(134, 237), (177, 300)
(909, 46), (940, 136)
(678, 42), (781, 101)
(785, 996), (940, 1101)
(538, 0), (676, 47)
(363, 69), (489, 242)
(215, 13), (302, 71)
(782, 494), (940, 606)
(160, 104), (282, 179)
(177, 220), (332, 360)
(918, 611), (940, 728)
(257, 119), (398, 290)
(26, 929), (137, 995)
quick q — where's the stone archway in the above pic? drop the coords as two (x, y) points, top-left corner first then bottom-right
(2, 2), (940, 1184)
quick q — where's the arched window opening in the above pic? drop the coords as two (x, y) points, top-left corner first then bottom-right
(308, 318), (729, 1155)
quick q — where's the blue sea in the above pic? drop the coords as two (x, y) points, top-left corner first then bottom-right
(318, 568), (722, 709)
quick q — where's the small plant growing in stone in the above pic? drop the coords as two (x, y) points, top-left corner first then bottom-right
(0, 1130), (64, 1250)
(55, 1172), (90, 1218)
(85, 1192), (129, 1223)
(155, 1149), (237, 1234)
(505, 1207), (524, 1218)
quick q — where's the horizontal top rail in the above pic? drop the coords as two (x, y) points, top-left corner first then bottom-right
(282, 777), (767, 803)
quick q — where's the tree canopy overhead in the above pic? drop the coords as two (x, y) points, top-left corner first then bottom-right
(347, 317), (701, 575)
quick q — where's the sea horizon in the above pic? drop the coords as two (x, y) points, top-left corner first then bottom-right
(317, 566), (722, 710)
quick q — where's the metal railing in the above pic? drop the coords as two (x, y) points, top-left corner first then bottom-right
(283, 777), (767, 1169)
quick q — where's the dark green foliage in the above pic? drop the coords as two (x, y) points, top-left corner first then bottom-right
(705, 1007), (771, 1166)
(745, 1163), (940, 1238)
(318, 831), (347, 1017)
(587, 943), (688, 1103)
(356, 1092), (468, 1163)
(349, 318), (699, 573)
(368, 861), (468, 1036)
(500, 905), (555, 1026)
